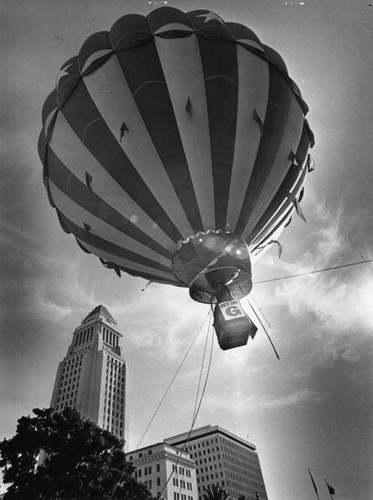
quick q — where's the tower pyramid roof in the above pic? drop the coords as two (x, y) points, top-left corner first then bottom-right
(83, 305), (116, 323)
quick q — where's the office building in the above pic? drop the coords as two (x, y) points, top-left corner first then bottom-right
(127, 442), (197, 500)
(165, 425), (268, 500)
(50, 305), (127, 441)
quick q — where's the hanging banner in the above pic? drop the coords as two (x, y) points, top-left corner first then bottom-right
(218, 300), (246, 321)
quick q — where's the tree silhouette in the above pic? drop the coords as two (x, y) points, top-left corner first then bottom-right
(202, 483), (231, 500)
(0, 407), (154, 500)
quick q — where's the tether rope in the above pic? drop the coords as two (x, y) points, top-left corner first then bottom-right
(161, 313), (215, 498)
(109, 311), (212, 500)
(254, 259), (373, 285)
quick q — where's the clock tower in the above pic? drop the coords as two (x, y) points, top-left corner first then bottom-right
(50, 305), (127, 444)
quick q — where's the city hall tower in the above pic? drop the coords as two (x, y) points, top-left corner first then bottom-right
(50, 305), (127, 441)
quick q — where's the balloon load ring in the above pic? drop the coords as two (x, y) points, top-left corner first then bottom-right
(172, 230), (252, 304)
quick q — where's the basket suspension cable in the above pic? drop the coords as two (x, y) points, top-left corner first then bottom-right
(135, 311), (210, 450)
(250, 294), (271, 328)
(192, 311), (213, 423)
(246, 296), (280, 361)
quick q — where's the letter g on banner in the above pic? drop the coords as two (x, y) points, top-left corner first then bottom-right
(226, 305), (242, 317)
(219, 300), (246, 321)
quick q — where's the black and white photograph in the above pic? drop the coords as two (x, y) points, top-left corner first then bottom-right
(1, 1), (372, 499)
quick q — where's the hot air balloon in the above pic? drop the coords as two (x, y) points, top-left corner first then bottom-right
(39, 7), (314, 350)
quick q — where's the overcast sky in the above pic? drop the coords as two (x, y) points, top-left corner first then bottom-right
(1, 1), (372, 499)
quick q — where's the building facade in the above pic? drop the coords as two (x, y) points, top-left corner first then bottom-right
(50, 305), (127, 441)
(127, 443), (197, 500)
(165, 425), (268, 500)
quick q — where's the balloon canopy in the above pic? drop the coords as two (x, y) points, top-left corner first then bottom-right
(39, 6), (314, 311)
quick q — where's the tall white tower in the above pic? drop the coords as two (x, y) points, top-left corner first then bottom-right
(50, 305), (127, 442)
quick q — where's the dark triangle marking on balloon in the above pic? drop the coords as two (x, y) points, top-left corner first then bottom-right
(253, 108), (264, 135)
(58, 77), (183, 244)
(120, 121), (129, 142)
(195, 36), (239, 231)
(116, 39), (204, 234)
(85, 171), (93, 189)
(46, 148), (173, 260)
(185, 96), (192, 116)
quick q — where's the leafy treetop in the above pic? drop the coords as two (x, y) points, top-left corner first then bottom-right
(202, 483), (231, 500)
(0, 407), (155, 500)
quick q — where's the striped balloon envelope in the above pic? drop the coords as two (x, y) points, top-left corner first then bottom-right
(39, 7), (314, 316)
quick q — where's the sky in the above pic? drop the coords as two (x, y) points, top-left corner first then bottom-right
(0, 0), (372, 499)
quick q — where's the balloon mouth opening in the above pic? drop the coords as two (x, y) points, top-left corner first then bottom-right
(172, 230), (253, 304)
(189, 266), (252, 304)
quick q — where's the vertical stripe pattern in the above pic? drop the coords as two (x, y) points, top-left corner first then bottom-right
(39, 6), (314, 289)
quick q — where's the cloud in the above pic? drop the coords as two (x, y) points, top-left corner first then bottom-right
(274, 272), (373, 332)
(32, 294), (73, 322)
(254, 187), (373, 335)
(111, 285), (209, 360)
(205, 388), (323, 414)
